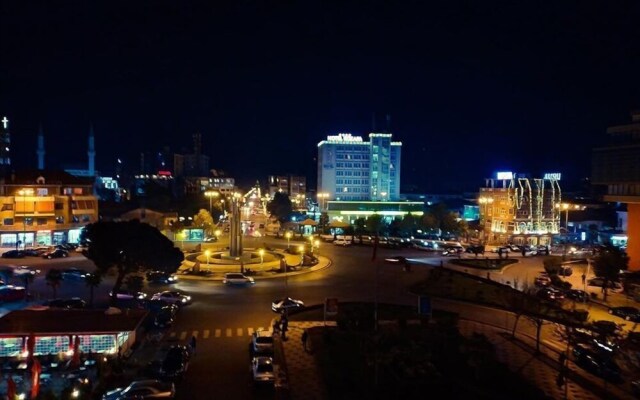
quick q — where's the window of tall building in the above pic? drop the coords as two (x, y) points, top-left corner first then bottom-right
(37, 218), (47, 225)
(1, 204), (13, 211)
(3, 218), (13, 225)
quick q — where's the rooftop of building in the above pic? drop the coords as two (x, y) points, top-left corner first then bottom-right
(1, 169), (95, 186)
(0, 309), (148, 335)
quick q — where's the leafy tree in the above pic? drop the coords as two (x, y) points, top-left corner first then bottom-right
(45, 269), (63, 299)
(543, 257), (563, 275)
(81, 220), (184, 306)
(400, 212), (417, 237)
(319, 212), (330, 231)
(389, 217), (402, 237)
(354, 217), (367, 244)
(267, 192), (293, 223)
(420, 214), (439, 232)
(168, 219), (185, 243)
(85, 272), (102, 308)
(193, 209), (214, 235)
(124, 275), (145, 293)
(593, 244), (629, 302)
(365, 214), (385, 235)
(440, 212), (461, 235)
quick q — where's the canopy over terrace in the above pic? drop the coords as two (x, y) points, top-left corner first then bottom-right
(0, 309), (147, 357)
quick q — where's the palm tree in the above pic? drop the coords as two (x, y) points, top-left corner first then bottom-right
(45, 269), (63, 299)
(85, 272), (102, 308)
(593, 244), (629, 302)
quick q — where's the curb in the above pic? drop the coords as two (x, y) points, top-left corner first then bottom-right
(175, 256), (333, 282)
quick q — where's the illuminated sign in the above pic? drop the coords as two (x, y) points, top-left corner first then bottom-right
(327, 133), (363, 142)
(543, 173), (561, 180)
(158, 170), (172, 176)
(496, 171), (513, 180)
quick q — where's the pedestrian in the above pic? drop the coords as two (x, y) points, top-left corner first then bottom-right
(301, 329), (309, 352)
(189, 335), (197, 356)
(581, 274), (586, 285)
(521, 247), (526, 257)
(272, 318), (280, 334)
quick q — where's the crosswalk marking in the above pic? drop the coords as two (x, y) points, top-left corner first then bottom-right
(247, 328), (254, 336)
(179, 331), (187, 340)
(237, 328), (243, 336)
(161, 327), (272, 341)
(203, 330), (210, 339)
(192, 331), (199, 339)
(215, 329), (221, 338)
(226, 328), (232, 337)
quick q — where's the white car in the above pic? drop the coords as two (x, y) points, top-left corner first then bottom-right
(102, 379), (175, 400)
(151, 290), (192, 305)
(271, 297), (304, 313)
(110, 290), (147, 301)
(8, 265), (40, 276)
(223, 273), (255, 286)
(251, 330), (274, 354)
(251, 356), (275, 384)
(333, 238), (352, 246)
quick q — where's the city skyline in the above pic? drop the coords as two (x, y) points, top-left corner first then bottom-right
(2, 2), (639, 192)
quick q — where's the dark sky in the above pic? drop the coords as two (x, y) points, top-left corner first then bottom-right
(2, 1), (639, 192)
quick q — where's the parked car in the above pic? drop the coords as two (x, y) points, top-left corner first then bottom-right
(319, 234), (334, 242)
(0, 285), (26, 302)
(384, 256), (407, 264)
(333, 238), (352, 246)
(3, 265), (40, 277)
(558, 265), (573, 277)
(160, 345), (190, 381)
(536, 287), (565, 302)
(22, 248), (47, 257)
(534, 275), (551, 287)
(251, 356), (275, 384)
(271, 297), (304, 313)
(42, 249), (69, 259)
(154, 305), (179, 328)
(223, 273), (255, 286)
(110, 290), (148, 301)
(565, 289), (589, 302)
(146, 271), (178, 284)
(609, 306), (640, 322)
(62, 268), (88, 281)
(2, 250), (25, 259)
(101, 379), (175, 400)
(587, 278), (623, 292)
(250, 330), (274, 355)
(46, 297), (86, 309)
(572, 344), (622, 382)
(151, 291), (192, 305)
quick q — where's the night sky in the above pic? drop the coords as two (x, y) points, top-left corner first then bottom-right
(2, 1), (639, 192)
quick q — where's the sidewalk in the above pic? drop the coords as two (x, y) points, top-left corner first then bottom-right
(280, 318), (634, 400)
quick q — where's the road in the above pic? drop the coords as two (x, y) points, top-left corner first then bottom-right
(2, 240), (636, 399)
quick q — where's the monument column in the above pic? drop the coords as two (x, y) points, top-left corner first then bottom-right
(229, 193), (243, 257)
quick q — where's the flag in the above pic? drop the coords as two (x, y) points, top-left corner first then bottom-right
(31, 358), (42, 398)
(7, 375), (16, 399)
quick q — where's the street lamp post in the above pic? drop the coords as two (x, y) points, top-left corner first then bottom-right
(285, 231), (292, 249)
(259, 248), (264, 264)
(204, 249), (210, 265)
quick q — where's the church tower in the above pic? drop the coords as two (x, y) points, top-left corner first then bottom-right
(88, 123), (96, 176)
(37, 124), (45, 169)
(0, 116), (11, 173)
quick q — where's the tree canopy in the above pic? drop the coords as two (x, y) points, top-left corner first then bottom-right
(267, 192), (293, 222)
(81, 220), (184, 304)
(593, 244), (629, 301)
(193, 209), (214, 235)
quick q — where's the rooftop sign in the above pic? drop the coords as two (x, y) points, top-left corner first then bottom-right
(496, 171), (513, 180)
(543, 173), (561, 180)
(326, 133), (363, 142)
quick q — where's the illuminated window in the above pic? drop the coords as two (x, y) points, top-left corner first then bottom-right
(0, 338), (22, 357)
(35, 336), (69, 355)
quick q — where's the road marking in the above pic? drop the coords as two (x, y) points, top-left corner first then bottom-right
(169, 332), (176, 339)
(179, 331), (187, 340)
(247, 328), (254, 336)
(226, 328), (232, 337)
(203, 330), (210, 339)
(237, 328), (243, 337)
(192, 331), (199, 339)
(215, 329), (221, 338)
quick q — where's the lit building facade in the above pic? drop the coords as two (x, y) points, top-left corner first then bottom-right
(592, 110), (640, 270)
(267, 175), (306, 197)
(317, 133), (401, 201)
(479, 172), (562, 246)
(0, 171), (98, 247)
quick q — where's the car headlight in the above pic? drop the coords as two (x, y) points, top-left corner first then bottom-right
(182, 298), (187, 303)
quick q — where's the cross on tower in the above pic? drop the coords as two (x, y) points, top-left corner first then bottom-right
(1, 117), (7, 129)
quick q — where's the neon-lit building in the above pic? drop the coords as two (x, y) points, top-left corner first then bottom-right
(325, 200), (423, 223)
(593, 110), (640, 270)
(479, 172), (562, 246)
(0, 170), (98, 247)
(317, 133), (402, 201)
(0, 309), (146, 357)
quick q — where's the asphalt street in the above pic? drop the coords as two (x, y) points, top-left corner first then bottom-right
(2, 239), (637, 399)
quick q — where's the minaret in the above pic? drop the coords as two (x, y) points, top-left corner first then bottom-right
(88, 123), (96, 176)
(0, 116), (11, 172)
(37, 124), (45, 170)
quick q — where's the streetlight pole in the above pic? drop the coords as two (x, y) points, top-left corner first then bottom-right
(285, 231), (292, 249)
(204, 190), (219, 216)
(259, 248), (264, 264)
(205, 249), (210, 265)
